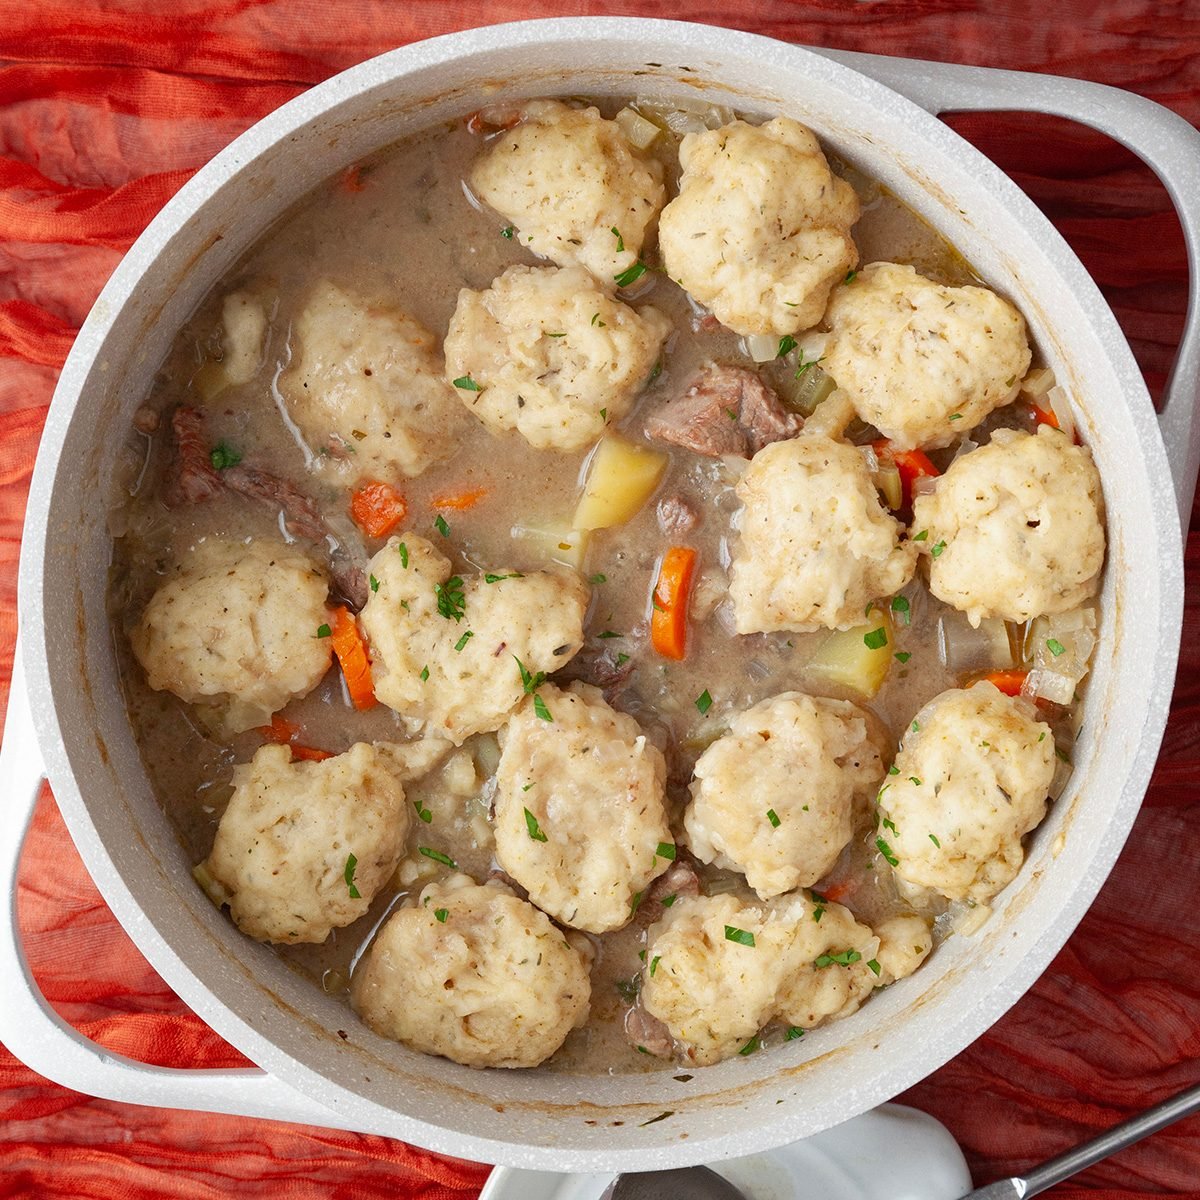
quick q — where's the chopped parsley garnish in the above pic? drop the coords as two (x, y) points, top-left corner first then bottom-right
(599, 407), (607, 419)
(815, 949), (862, 968)
(597, 630), (622, 639)
(931, 540), (947, 558)
(398, 542), (409, 568)
(867, 958), (882, 976)
(881, 816), (899, 835)
(209, 442), (241, 470)
(929, 833), (941, 847)
(795, 350), (824, 378)
(484, 572), (523, 583)
(863, 627), (888, 651)
(589, 573), (608, 584)
(766, 808), (781, 828)
(661, 894), (677, 908)
(630, 891), (643, 916)
(614, 261), (647, 287)
(785, 1026), (805, 1040)
(501, 225), (514, 239)
(591, 312), (606, 327)
(419, 664), (429, 682)
(344, 853), (361, 899)
(650, 955), (661, 977)
(316, 623), (332, 638)
(908, 776), (922, 786)
(725, 407), (738, 421)
(453, 630), (473, 652)
(413, 797), (432, 823)
(813, 902), (826, 923)
(369, 574), (380, 593)
(515, 655), (547, 694)
(695, 689), (713, 714)
(1038, 731), (1047, 742)
(724, 926), (755, 947)
(1046, 637), (1067, 657)
(656, 842), (676, 861)
(434, 908), (449, 923)
(435, 575), (465, 620)
(891, 595), (911, 624)
(738, 1035), (761, 1056)
(418, 847), (456, 868)
(895, 651), (912, 664)
(522, 782), (533, 792)
(1056, 747), (1071, 764)
(844, 270), (857, 284)
(617, 976), (641, 1003)
(888, 765), (900, 776)
(452, 375), (482, 391)
(776, 334), (797, 358)
(911, 720), (921, 732)
(524, 807), (548, 842)
(533, 694), (553, 722)
(617, 652), (630, 665)
(434, 513), (451, 537)
(610, 226), (625, 252)
(875, 837), (899, 866)
(913, 529), (929, 542)
(949, 413), (963, 421)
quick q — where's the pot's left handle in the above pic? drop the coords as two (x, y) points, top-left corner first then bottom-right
(0, 639), (364, 1132)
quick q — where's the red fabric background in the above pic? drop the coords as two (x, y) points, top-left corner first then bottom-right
(1, 3), (1197, 1196)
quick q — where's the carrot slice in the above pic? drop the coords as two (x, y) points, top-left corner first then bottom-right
(350, 480), (407, 539)
(1031, 403), (1060, 430)
(650, 547), (698, 661)
(979, 669), (1029, 697)
(256, 713), (334, 761)
(433, 486), (489, 511)
(289, 744), (335, 762)
(873, 439), (939, 506)
(330, 605), (377, 711)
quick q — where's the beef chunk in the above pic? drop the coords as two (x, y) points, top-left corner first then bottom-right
(163, 406), (222, 505)
(644, 362), (801, 459)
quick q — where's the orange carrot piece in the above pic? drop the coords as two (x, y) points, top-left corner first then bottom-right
(257, 713), (334, 760)
(873, 439), (939, 506)
(820, 881), (853, 904)
(979, 669), (1029, 697)
(1031, 403), (1060, 429)
(650, 546), (698, 661)
(350, 480), (408, 539)
(289, 744), (335, 762)
(432, 486), (489, 511)
(330, 605), (377, 711)
(339, 165), (366, 193)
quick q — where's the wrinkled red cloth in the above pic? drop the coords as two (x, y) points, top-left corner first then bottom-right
(1, 3), (1198, 1198)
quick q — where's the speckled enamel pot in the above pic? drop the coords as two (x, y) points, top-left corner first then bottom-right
(3, 18), (1199, 1173)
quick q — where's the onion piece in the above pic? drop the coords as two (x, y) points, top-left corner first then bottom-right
(1047, 750), (1073, 801)
(192, 862), (231, 908)
(779, 363), (837, 415)
(910, 474), (939, 499)
(875, 462), (903, 510)
(744, 333), (780, 363)
(614, 106), (662, 150)
(1044, 385), (1077, 442)
(938, 611), (1014, 673)
(1019, 367), (1056, 401)
(1020, 607), (1096, 706)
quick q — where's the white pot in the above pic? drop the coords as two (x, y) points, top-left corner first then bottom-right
(2, 18), (1198, 1174)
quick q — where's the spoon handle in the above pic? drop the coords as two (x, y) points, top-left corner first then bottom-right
(966, 1080), (1200, 1200)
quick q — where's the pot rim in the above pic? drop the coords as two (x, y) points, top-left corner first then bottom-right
(16, 17), (1185, 1170)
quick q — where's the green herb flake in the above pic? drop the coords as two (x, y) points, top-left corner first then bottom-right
(695, 689), (713, 714)
(617, 652), (630, 665)
(776, 334), (798, 358)
(514, 655), (547, 695)
(891, 595), (911, 624)
(908, 776), (923, 786)
(1056, 747), (1071, 764)
(949, 413), (963, 421)
(434, 908), (449, 923)
(316, 623), (332, 639)
(524, 807), (548, 843)
(813, 902), (826, 923)
(419, 664), (429, 682)
(209, 442), (242, 470)
(533, 694), (553, 722)
(766, 808), (781, 828)
(453, 630), (474, 652)
(434, 513), (451, 537)
(929, 833), (941, 847)
(344, 853), (361, 899)
(597, 630), (622, 639)
(656, 842), (677, 861)
(795, 350), (824, 378)
(863, 627), (888, 651)
(815, 949), (862, 968)
(413, 797), (432, 824)
(738, 1035), (761, 1056)
(589, 573), (608, 584)
(1046, 637), (1067, 657)
(501, 225), (514, 239)
(617, 976), (641, 1003)
(882, 817), (899, 835)
(931, 540), (947, 558)
(911, 720), (921, 733)
(724, 926), (756, 948)
(610, 226), (625, 252)
(435, 575), (465, 621)
(452, 376), (482, 392)
(661, 894), (677, 908)
(545, 331), (566, 338)
(875, 837), (899, 866)
(785, 1026), (805, 1040)
(867, 958), (882, 976)
(650, 954), (662, 977)
(600, 406), (608, 419)
(484, 572), (524, 583)
(614, 261), (647, 287)
(895, 651), (912, 664)
(398, 542), (409, 568)
(888, 765), (900, 776)
(591, 313), (606, 327)
(369, 574), (380, 594)
(844, 270), (858, 284)
(418, 846), (457, 869)
(630, 890), (643, 916)
(913, 529), (929, 542)
(1038, 731), (1047, 742)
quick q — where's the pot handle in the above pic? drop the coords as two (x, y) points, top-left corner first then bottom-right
(0, 640), (367, 1133)
(820, 49), (1200, 526)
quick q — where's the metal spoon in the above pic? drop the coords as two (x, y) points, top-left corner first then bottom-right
(602, 1079), (1200, 1200)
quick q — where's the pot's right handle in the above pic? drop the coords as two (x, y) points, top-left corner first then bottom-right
(820, 49), (1200, 528)
(0, 640), (363, 1133)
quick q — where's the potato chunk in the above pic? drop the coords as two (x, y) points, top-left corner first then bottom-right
(357, 534), (588, 745)
(444, 265), (671, 451)
(493, 683), (671, 933)
(351, 874), (591, 1068)
(658, 118), (859, 336)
